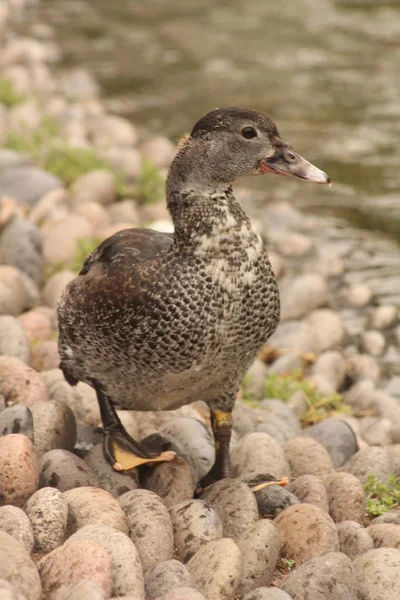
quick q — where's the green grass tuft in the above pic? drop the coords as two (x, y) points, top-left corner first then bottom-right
(0, 78), (25, 107)
(71, 237), (103, 273)
(364, 474), (400, 517)
(135, 157), (164, 205)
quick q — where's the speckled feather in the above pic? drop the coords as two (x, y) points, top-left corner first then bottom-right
(58, 108), (281, 414)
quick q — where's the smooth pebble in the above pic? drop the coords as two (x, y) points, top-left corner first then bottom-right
(24, 487), (68, 553)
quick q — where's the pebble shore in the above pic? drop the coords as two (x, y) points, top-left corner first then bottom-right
(0, 2), (400, 600)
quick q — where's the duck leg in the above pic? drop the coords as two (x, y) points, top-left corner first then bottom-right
(199, 409), (233, 489)
(93, 381), (176, 471)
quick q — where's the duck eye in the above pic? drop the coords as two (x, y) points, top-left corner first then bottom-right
(241, 126), (257, 140)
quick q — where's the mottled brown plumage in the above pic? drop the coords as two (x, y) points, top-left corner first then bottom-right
(58, 107), (330, 484)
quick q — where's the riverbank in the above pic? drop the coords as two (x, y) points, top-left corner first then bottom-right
(0, 2), (400, 600)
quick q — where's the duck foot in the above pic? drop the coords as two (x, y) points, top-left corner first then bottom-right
(104, 428), (176, 471)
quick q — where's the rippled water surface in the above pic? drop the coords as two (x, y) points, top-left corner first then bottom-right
(30, 0), (400, 241)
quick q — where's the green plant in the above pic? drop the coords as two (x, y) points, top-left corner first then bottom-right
(0, 78), (25, 107)
(364, 474), (400, 517)
(281, 557), (296, 571)
(135, 157), (164, 204)
(263, 370), (352, 425)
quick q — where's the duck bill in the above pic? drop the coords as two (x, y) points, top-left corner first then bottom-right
(260, 143), (331, 186)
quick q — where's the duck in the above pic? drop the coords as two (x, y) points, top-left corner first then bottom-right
(57, 107), (330, 488)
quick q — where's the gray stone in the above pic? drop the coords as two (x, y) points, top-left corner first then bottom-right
(0, 217), (43, 286)
(237, 520), (281, 596)
(201, 478), (258, 541)
(325, 472), (365, 524)
(361, 417), (392, 446)
(0, 505), (34, 553)
(232, 432), (290, 481)
(275, 503), (339, 565)
(367, 523), (400, 549)
(342, 446), (392, 484)
(354, 548), (400, 599)
(68, 524), (144, 598)
(0, 532), (41, 600)
(169, 499), (223, 563)
(0, 405), (33, 440)
(39, 449), (100, 492)
(0, 316), (30, 363)
(71, 170), (116, 206)
(0, 167), (62, 206)
(64, 487), (128, 535)
(90, 114), (138, 147)
(283, 437), (334, 478)
(24, 487), (68, 553)
(84, 443), (139, 498)
(244, 359), (269, 400)
(267, 320), (320, 355)
(259, 400), (301, 436)
(142, 455), (195, 509)
(288, 474), (329, 512)
(280, 274), (328, 321)
(31, 400), (76, 456)
(337, 520), (374, 560)
(304, 418), (358, 468)
(282, 552), (356, 600)
(254, 483), (300, 518)
(144, 560), (192, 600)
(0, 266), (27, 316)
(42, 271), (75, 309)
(119, 489), (174, 572)
(187, 538), (242, 600)
(373, 510), (400, 525)
(0, 150), (34, 171)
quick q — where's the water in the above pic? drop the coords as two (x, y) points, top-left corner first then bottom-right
(30, 0), (400, 241)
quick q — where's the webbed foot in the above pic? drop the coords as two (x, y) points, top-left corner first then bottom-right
(104, 427), (176, 471)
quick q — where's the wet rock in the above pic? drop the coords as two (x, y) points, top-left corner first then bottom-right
(280, 274), (327, 321)
(144, 560), (192, 600)
(31, 400), (76, 456)
(169, 499), (223, 562)
(354, 548), (400, 598)
(283, 437), (334, 478)
(373, 510), (400, 525)
(0, 505), (34, 553)
(337, 520), (374, 559)
(142, 455), (195, 508)
(0, 434), (38, 507)
(64, 487), (128, 534)
(84, 443), (139, 497)
(38, 538), (112, 600)
(305, 310), (345, 352)
(282, 552), (356, 600)
(232, 432), (290, 481)
(0, 356), (48, 406)
(237, 520), (280, 595)
(202, 478), (258, 541)
(42, 270), (75, 309)
(0, 532), (41, 600)
(30, 340), (60, 372)
(0, 316), (30, 363)
(342, 446), (392, 484)
(119, 489), (174, 572)
(304, 418), (358, 468)
(24, 487), (68, 553)
(288, 474), (329, 512)
(361, 330), (386, 357)
(161, 417), (215, 481)
(68, 524), (144, 598)
(0, 166), (62, 206)
(39, 449), (100, 492)
(187, 538), (242, 600)
(42, 214), (94, 264)
(0, 266), (26, 316)
(325, 472), (365, 524)
(369, 304), (398, 330)
(254, 483), (300, 518)
(275, 503), (339, 565)
(0, 217), (43, 286)
(71, 170), (116, 206)
(17, 310), (52, 343)
(0, 405), (34, 440)
(367, 523), (400, 549)
(58, 580), (107, 600)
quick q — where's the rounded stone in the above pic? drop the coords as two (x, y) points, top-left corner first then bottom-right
(0, 532), (41, 600)
(39, 449), (100, 492)
(259, 400), (301, 436)
(232, 432), (290, 481)
(17, 310), (52, 344)
(155, 590), (206, 600)
(0, 356), (48, 406)
(140, 136), (176, 168)
(354, 548), (400, 599)
(144, 560), (192, 600)
(118, 489), (174, 572)
(75, 202), (110, 230)
(201, 478), (258, 541)
(304, 418), (358, 468)
(345, 283), (372, 307)
(187, 538), (242, 600)
(0, 316), (30, 363)
(42, 270), (75, 309)
(64, 487), (128, 534)
(242, 589), (293, 600)
(71, 170), (116, 206)
(305, 310), (345, 352)
(276, 233), (312, 257)
(369, 305), (398, 330)
(0, 405), (33, 441)
(283, 437), (334, 478)
(348, 353), (381, 384)
(0, 434), (39, 507)
(254, 483), (300, 518)
(30, 340), (60, 372)
(325, 472), (365, 524)
(237, 520), (281, 596)
(142, 455), (194, 509)
(169, 499), (223, 562)
(42, 214), (94, 264)
(38, 538), (112, 600)
(337, 520), (374, 560)
(288, 474), (329, 512)
(275, 503), (339, 565)
(68, 524), (144, 598)
(279, 274), (328, 321)
(282, 552), (356, 600)
(0, 578), (30, 600)
(84, 443), (139, 498)
(24, 487), (68, 553)
(367, 523), (400, 549)
(0, 505), (34, 552)
(31, 400), (76, 456)
(361, 330), (386, 357)
(373, 510), (400, 525)
(0, 266), (27, 316)
(58, 580), (107, 600)
(342, 447), (392, 485)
